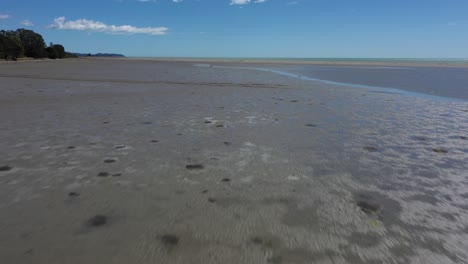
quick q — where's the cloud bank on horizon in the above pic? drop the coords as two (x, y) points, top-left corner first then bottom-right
(50, 17), (168, 35)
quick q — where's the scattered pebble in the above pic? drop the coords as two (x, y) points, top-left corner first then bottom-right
(208, 197), (216, 203)
(223, 142), (231, 146)
(115, 145), (126, 149)
(87, 215), (107, 227)
(221, 178), (231, 182)
(141, 122), (152, 125)
(112, 173), (122, 177)
(202, 190), (208, 194)
(205, 120), (213, 124)
(290, 100), (298, 103)
(104, 159), (116, 163)
(216, 124), (224, 128)
(0, 165), (12, 172)
(186, 164), (204, 170)
(304, 124), (317, 127)
(161, 234), (179, 246)
(459, 136), (467, 140)
(67, 146), (75, 149)
(150, 140), (160, 143)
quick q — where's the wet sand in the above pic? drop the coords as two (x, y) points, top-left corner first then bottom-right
(1, 58), (468, 263)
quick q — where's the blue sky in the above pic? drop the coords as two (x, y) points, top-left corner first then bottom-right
(1, 0), (467, 58)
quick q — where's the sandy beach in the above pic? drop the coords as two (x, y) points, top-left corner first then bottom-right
(1, 58), (468, 264)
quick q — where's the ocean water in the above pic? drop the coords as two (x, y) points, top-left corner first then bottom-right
(269, 64), (468, 101)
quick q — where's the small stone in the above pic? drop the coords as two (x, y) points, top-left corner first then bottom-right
(161, 234), (179, 245)
(363, 146), (378, 152)
(432, 148), (448, 154)
(186, 164), (204, 170)
(208, 198), (216, 203)
(104, 159), (116, 163)
(0, 165), (12, 172)
(67, 146), (76, 149)
(87, 215), (107, 227)
(357, 201), (379, 215)
(68, 192), (80, 197)
(97, 172), (109, 177)
(221, 178), (231, 182)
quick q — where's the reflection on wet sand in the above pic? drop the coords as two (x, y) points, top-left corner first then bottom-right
(0, 58), (467, 263)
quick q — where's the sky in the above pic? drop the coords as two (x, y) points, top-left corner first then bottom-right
(1, 0), (467, 58)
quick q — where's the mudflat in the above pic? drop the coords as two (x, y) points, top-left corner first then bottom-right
(1, 58), (468, 264)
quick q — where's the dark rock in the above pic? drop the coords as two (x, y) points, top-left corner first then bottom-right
(112, 173), (122, 177)
(223, 142), (231, 146)
(221, 178), (231, 182)
(208, 197), (216, 203)
(216, 124), (224, 128)
(67, 146), (76, 149)
(68, 192), (80, 197)
(304, 124), (317, 127)
(104, 159), (116, 163)
(150, 140), (160, 143)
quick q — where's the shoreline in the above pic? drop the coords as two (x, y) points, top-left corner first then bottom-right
(123, 57), (468, 68)
(3, 56), (468, 68)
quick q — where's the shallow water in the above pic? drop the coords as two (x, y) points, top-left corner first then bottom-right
(0, 59), (468, 264)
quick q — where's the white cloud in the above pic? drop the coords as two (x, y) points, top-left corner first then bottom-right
(21, 19), (34, 26)
(230, 0), (267, 5)
(173, 0), (183, 2)
(230, 0), (250, 5)
(0, 14), (11, 19)
(50, 17), (168, 35)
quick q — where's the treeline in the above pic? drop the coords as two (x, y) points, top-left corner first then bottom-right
(0, 28), (76, 60)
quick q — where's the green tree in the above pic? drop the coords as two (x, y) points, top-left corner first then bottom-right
(0, 30), (24, 60)
(16, 28), (46, 58)
(52, 44), (65, 58)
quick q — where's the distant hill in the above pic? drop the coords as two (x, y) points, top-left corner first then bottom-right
(73, 53), (126, 58)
